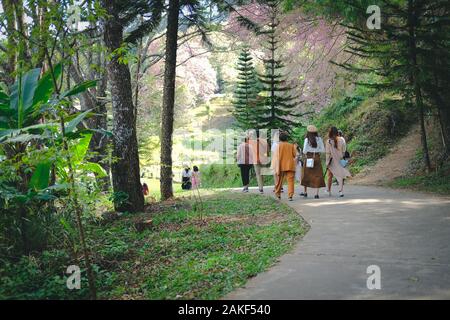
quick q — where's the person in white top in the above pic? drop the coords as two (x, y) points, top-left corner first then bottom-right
(300, 125), (326, 198)
(181, 167), (192, 190)
(326, 127), (351, 197)
(302, 135), (325, 154)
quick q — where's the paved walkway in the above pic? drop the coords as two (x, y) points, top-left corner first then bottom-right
(226, 185), (450, 299)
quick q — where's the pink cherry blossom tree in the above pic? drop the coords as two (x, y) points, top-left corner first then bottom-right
(226, 2), (352, 112)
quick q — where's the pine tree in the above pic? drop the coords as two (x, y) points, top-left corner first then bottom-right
(256, 0), (299, 132)
(329, 0), (450, 171)
(232, 47), (260, 130)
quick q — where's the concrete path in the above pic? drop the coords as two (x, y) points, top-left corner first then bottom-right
(226, 185), (450, 299)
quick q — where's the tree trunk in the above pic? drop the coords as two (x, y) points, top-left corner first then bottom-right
(13, 0), (31, 67)
(431, 76), (450, 159)
(437, 104), (450, 158)
(417, 95), (431, 171)
(408, 0), (431, 172)
(103, 0), (144, 212)
(89, 86), (111, 191)
(32, 0), (49, 70)
(92, 61), (111, 190)
(1, 0), (17, 85)
(133, 15), (144, 116)
(160, 0), (180, 200)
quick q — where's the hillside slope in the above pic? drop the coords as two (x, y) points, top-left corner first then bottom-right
(352, 125), (420, 185)
(302, 90), (416, 176)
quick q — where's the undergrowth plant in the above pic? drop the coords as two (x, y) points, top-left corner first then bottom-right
(0, 62), (109, 299)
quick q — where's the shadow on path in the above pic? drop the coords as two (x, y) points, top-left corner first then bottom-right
(226, 185), (450, 299)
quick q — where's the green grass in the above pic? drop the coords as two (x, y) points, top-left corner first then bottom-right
(387, 162), (450, 195)
(141, 178), (183, 201)
(0, 191), (307, 300)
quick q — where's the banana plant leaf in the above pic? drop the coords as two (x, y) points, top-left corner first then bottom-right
(29, 162), (51, 191)
(55, 133), (107, 180)
(0, 91), (9, 105)
(1, 65), (63, 131)
(45, 183), (70, 191)
(0, 123), (58, 142)
(2, 133), (48, 144)
(78, 162), (107, 178)
(61, 80), (97, 98)
(71, 133), (92, 164)
(65, 109), (93, 134)
(10, 68), (41, 129)
(89, 128), (113, 137)
(33, 63), (62, 107)
(0, 104), (14, 118)
(0, 117), (10, 129)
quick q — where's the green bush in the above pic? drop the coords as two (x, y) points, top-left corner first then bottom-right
(389, 161), (450, 194)
(0, 250), (117, 299)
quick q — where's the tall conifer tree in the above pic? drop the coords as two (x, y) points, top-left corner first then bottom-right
(256, 0), (299, 132)
(327, 0), (450, 170)
(232, 47), (260, 130)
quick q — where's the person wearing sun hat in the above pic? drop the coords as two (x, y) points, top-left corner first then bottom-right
(300, 124), (326, 199)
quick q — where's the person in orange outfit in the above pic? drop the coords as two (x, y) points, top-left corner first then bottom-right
(274, 131), (297, 201)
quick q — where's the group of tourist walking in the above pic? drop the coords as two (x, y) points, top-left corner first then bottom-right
(237, 125), (351, 201)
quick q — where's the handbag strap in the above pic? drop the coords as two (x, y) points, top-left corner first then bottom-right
(307, 151), (315, 159)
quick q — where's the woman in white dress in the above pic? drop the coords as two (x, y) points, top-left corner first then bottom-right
(325, 127), (351, 197)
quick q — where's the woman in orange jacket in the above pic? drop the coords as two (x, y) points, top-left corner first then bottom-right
(274, 131), (297, 201)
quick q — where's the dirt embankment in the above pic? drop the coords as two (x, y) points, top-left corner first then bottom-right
(352, 125), (420, 185)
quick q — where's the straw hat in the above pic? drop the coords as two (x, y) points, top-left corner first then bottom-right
(307, 125), (318, 133)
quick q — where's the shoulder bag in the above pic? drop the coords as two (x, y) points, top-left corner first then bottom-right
(306, 152), (315, 168)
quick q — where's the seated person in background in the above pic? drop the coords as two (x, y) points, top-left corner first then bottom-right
(142, 182), (149, 196)
(181, 167), (192, 190)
